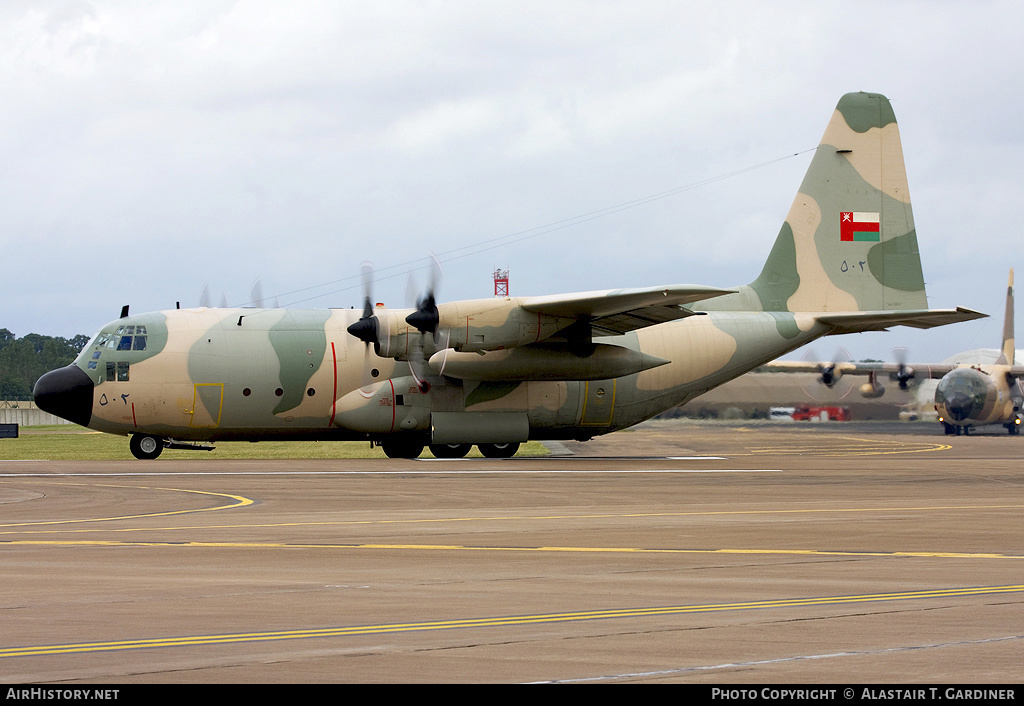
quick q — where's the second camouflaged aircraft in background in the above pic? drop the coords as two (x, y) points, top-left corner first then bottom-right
(775, 270), (1022, 435)
(34, 92), (984, 458)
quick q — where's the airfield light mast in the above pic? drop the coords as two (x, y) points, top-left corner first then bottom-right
(493, 268), (509, 297)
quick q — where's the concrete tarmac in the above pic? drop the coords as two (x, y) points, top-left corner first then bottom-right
(1, 420), (1022, 683)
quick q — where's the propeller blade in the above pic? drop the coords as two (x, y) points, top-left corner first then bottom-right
(406, 254), (443, 336)
(347, 262), (380, 345)
(250, 279), (264, 308)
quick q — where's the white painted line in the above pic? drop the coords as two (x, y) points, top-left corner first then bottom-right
(0, 469), (782, 477)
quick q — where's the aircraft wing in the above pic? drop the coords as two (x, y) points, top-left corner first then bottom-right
(521, 285), (736, 336)
(815, 307), (987, 334)
(761, 360), (958, 380)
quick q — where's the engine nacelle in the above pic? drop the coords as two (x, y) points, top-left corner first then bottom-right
(859, 380), (885, 398)
(374, 299), (575, 359)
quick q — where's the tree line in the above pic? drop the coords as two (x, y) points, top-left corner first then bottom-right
(1, 329), (90, 400)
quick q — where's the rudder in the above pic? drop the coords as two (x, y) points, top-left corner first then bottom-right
(997, 269), (1015, 365)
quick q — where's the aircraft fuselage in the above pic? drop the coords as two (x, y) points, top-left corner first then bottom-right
(52, 306), (828, 444)
(934, 365), (1023, 434)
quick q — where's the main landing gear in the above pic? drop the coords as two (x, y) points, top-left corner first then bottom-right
(477, 442), (520, 458)
(378, 439), (521, 459)
(428, 443), (472, 458)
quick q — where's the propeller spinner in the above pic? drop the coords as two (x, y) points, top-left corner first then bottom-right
(892, 347), (915, 390)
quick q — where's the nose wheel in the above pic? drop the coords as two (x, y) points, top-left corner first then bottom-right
(130, 433), (165, 460)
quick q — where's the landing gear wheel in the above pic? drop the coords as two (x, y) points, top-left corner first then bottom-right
(478, 442), (520, 459)
(380, 438), (425, 459)
(429, 443), (471, 458)
(130, 434), (164, 460)
(943, 423), (956, 435)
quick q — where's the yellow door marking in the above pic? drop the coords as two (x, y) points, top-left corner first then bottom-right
(190, 383), (224, 428)
(580, 380), (616, 426)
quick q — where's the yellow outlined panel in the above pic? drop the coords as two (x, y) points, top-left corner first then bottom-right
(190, 383), (224, 428)
(580, 380), (616, 426)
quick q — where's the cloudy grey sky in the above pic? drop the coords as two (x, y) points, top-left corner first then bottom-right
(3, 1), (1021, 363)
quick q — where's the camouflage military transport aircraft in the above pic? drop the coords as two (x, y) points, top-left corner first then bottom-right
(34, 92), (985, 459)
(774, 270), (1021, 435)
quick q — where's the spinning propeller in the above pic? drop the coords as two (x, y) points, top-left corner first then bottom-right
(892, 347), (915, 391)
(404, 256), (444, 391)
(405, 255), (442, 338)
(802, 347), (854, 402)
(346, 263), (381, 390)
(346, 263), (380, 347)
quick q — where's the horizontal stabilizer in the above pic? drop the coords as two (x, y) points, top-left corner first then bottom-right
(816, 307), (986, 335)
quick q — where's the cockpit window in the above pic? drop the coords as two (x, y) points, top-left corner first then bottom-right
(89, 324), (152, 373)
(100, 327), (147, 351)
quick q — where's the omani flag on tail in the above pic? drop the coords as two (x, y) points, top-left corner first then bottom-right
(840, 211), (880, 242)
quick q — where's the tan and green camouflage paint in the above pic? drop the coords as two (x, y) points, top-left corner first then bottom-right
(698, 91), (926, 318)
(65, 93), (961, 446)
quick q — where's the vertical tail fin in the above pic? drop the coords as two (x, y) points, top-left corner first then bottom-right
(997, 269), (1015, 365)
(747, 92), (928, 313)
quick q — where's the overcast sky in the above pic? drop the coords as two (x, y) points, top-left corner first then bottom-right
(3, 1), (1021, 364)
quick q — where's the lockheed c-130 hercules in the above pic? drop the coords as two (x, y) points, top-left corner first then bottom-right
(34, 92), (984, 459)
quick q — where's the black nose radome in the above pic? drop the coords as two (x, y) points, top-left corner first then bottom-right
(944, 393), (974, 422)
(33, 365), (94, 427)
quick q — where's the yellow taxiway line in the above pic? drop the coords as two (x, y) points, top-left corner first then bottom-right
(3, 584), (1022, 659)
(2, 538), (1021, 560)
